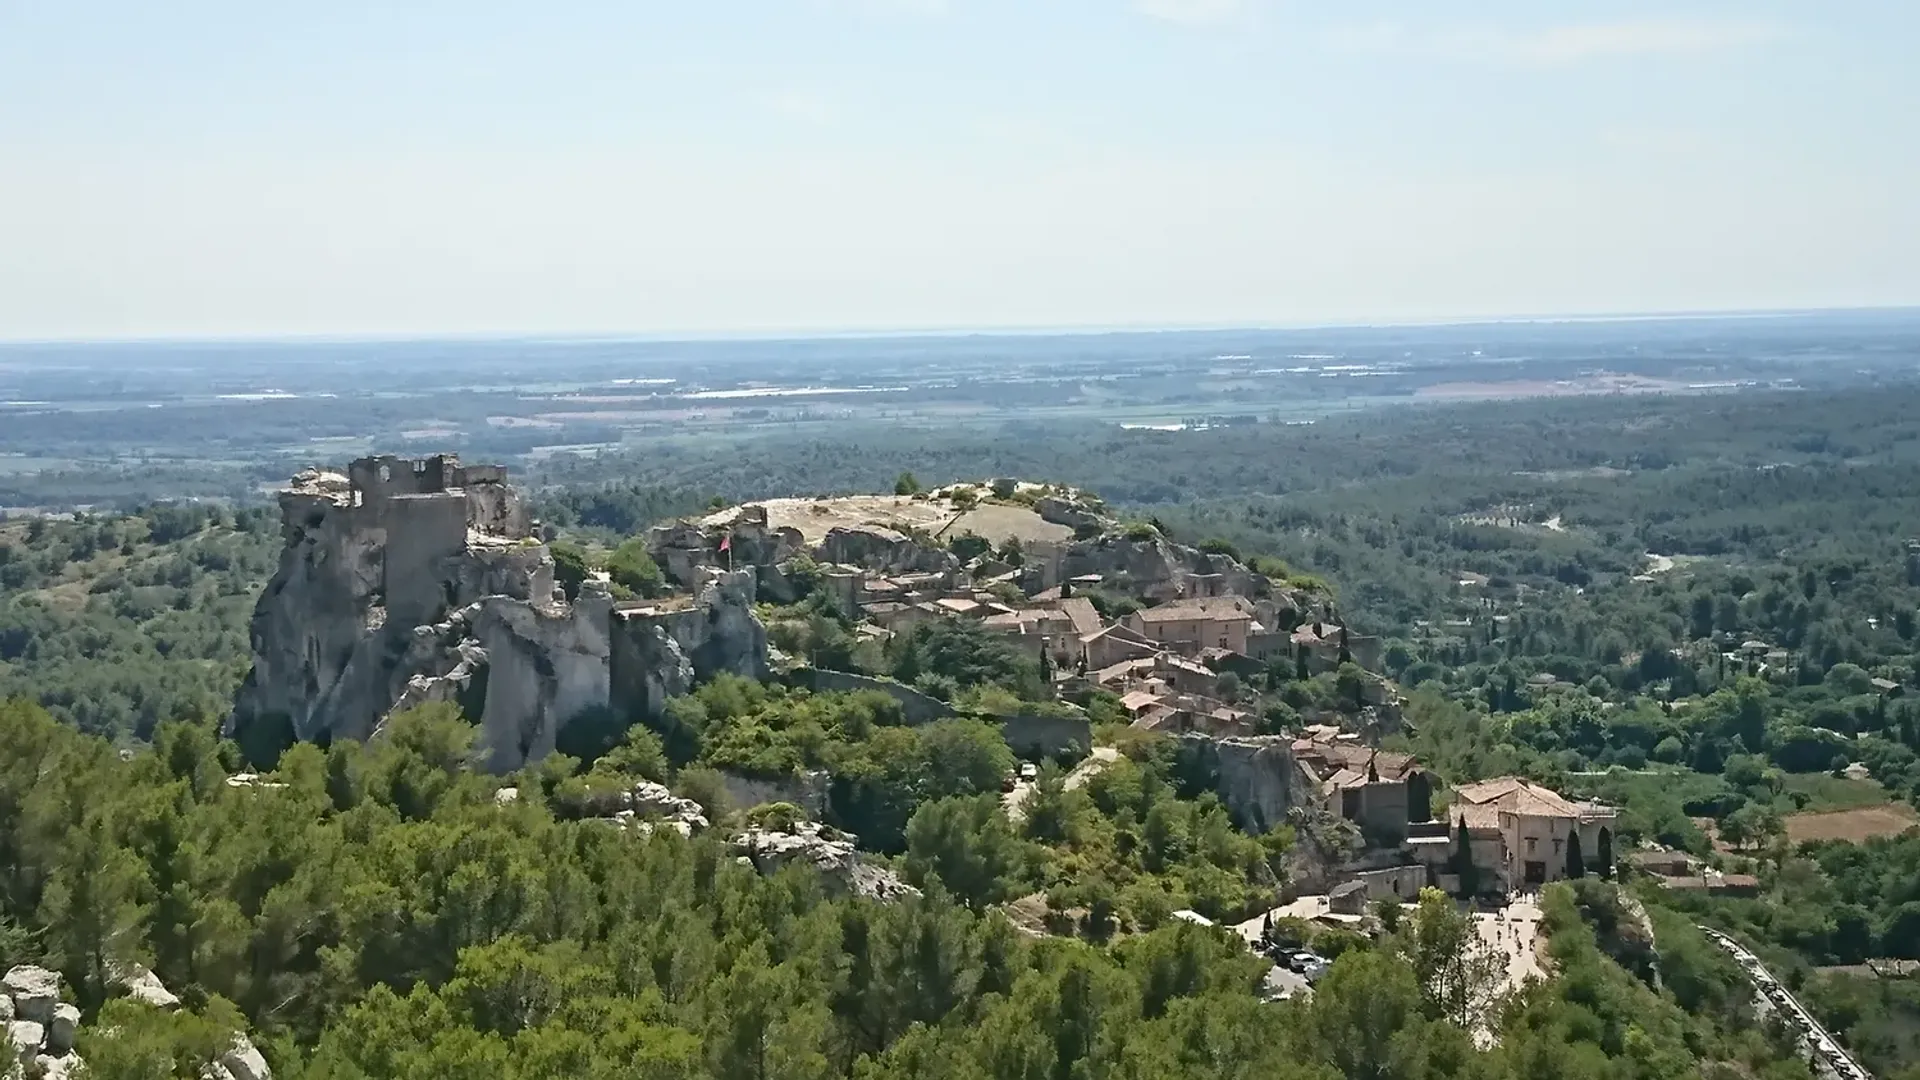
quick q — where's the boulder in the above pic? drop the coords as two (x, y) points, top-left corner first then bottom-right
(7, 1021), (43, 1065)
(219, 1034), (272, 1080)
(109, 961), (181, 1010)
(0, 993), (10, 1023)
(46, 1004), (78, 1054)
(35, 1052), (84, 1080)
(2, 967), (58, 1024)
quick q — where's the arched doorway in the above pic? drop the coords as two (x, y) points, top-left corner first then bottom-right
(1565, 829), (1585, 880)
(1597, 827), (1613, 880)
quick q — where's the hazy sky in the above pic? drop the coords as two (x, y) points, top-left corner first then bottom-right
(3, 1), (1916, 339)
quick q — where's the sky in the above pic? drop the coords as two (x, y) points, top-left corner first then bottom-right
(2, 0), (1917, 340)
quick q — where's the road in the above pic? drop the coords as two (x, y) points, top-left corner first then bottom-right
(1004, 746), (1118, 821)
(1701, 927), (1873, 1080)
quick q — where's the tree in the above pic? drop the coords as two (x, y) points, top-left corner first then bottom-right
(604, 538), (665, 597)
(903, 795), (1030, 911)
(894, 472), (921, 497)
(1451, 817), (1480, 899)
(548, 540), (592, 601)
(919, 719), (1016, 800)
(1404, 887), (1506, 1030)
(39, 810), (148, 1007)
(1308, 948), (1429, 1080)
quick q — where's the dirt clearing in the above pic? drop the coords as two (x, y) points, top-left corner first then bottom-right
(1783, 804), (1919, 844)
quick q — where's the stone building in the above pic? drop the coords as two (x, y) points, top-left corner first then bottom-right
(1124, 595), (1257, 655)
(1431, 777), (1618, 892)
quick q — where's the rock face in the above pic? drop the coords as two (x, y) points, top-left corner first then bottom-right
(1178, 735), (1299, 834)
(731, 822), (919, 901)
(228, 456), (769, 771)
(818, 525), (955, 576)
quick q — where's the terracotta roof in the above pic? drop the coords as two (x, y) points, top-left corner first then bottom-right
(1295, 740), (1419, 782)
(1082, 622), (1154, 646)
(1455, 804), (1504, 831)
(1135, 596), (1256, 623)
(1159, 654), (1213, 677)
(1454, 776), (1592, 820)
(1120, 690), (1165, 712)
(1324, 768), (1368, 791)
(1093, 658), (1155, 684)
(1056, 597), (1103, 637)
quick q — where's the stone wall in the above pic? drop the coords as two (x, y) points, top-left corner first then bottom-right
(383, 492), (471, 629)
(720, 768), (830, 817)
(796, 668), (955, 725)
(1000, 713), (1092, 760)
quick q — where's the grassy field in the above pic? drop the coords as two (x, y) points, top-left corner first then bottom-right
(1777, 773), (1895, 812)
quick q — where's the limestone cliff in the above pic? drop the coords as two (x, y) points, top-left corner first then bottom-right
(1177, 734), (1300, 834)
(228, 455), (769, 771)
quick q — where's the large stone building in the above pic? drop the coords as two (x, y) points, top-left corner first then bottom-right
(1438, 777), (1618, 891)
(1124, 595), (1257, 654)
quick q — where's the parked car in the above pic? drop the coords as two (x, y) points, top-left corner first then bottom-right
(1019, 762), (1039, 781)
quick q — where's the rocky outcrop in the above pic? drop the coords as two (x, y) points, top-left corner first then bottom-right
(649, 505), (808, 591)
(819, 525), (954, 576)
(206, 1034), (272, 1080)
(574, 780), (711, 837)
(1177, 735), (1298, 834)
(229, 456), (769, 773)
(610, 571), (769, 725)
(4, 966), (84, 1079)
(1035, 495), (1106, 533)
(109, 961), (182, 1010)
(731, 822), (918, 901)
(1, 967), (55, 1026)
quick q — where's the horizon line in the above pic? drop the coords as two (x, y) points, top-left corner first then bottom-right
(2, 304), (1917, 348)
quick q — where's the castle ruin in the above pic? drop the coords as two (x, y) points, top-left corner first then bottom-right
(227, 455), (767, 770)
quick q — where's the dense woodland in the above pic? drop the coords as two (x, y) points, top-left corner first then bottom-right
(8, 384), (1920, 1075)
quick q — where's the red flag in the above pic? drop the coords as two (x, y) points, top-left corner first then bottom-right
(718, 533), (731, 553)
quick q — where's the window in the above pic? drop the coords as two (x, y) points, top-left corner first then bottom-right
(1525, 837), (1537, 853)
(1552, 839), (1563, 855)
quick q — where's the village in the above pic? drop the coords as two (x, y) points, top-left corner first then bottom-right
(643, 480), (1634, 996)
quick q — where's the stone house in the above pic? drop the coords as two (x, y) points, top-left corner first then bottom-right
(1439, 777), (1617, 892)
(1081, 622), (1158, 670)
(1293, 740), (1434, 846)
(1125, 595), (1256, 655)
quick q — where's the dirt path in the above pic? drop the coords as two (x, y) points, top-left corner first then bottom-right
(1004, 747), (1118, 821)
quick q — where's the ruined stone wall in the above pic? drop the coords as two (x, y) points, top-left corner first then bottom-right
(720, 768), (830, 816)
(999, 713), (1092, 760)
(795, 668), (955, 725)
(383, 492), (471, 630)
